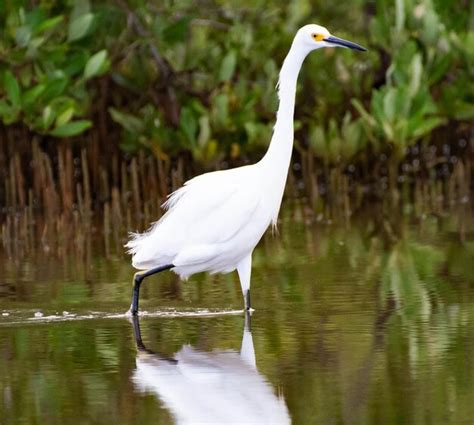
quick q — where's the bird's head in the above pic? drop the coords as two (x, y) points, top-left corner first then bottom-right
(295, 24), (366, 53)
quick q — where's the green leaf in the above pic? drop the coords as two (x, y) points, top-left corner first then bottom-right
(22, 84), (45, 106)
(309, 125), (327, 156)
(408, 54), (422, 97)
(55, 107), (75, 127)
(50, 120), (92, 137)
(37, 15), (64, 33)
(63, 51), (88, 76)
(42, 106), (55, 129)
(352, 99), (376, 127)
(84, 50), (110, 80)
(395, 0), (405, 33)
(197, 115), (211, 148)
(428, 54), (452, 85)
(41, 78), (68, 102)
(4, 71), (21, 108)
(219, 50), (237, 82)
(213, 93), (229, 126)
(411, 117), (445, 139)
(109, 108), (144, 133)
(244, 122), (258, 142)
(68, 13), (94, 42)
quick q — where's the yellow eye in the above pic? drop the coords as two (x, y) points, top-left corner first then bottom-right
(312, 33), (325, 42)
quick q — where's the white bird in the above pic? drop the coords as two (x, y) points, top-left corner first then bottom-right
(131, 315), (290, 424)
(126, 24), (366, 315)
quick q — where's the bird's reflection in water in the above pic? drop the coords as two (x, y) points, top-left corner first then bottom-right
(131, 314), (290, 424)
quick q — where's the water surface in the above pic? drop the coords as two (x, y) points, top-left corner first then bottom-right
(1, 207), (473, 424)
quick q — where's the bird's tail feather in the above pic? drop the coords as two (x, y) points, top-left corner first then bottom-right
(124, 219), (161, 255)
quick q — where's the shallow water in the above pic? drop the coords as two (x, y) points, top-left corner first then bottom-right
(1, 207), (474, 424)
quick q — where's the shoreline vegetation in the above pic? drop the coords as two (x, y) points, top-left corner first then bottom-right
(1, 0), (473, 255)
(1, 139), (471, 259)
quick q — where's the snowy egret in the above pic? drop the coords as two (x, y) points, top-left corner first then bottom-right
(126, 24), (366, 315)
(131, 315), (290, 424)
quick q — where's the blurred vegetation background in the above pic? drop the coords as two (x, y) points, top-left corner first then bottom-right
(0, 0), (473, 248)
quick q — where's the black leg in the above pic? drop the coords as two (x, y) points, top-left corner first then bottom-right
(131, 315), (146, 351)
(129, 264), (174, 315)
(130, 273), (144, 316)
(245, 289), (251, 311)
(244, 309), (252, 331)
(130, 315), (178, 363)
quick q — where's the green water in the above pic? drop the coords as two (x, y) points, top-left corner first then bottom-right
(0, 207), (473, 424)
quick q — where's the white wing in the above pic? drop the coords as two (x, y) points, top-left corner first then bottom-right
(127, 166), (262, 270)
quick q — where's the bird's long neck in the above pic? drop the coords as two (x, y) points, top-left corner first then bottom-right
(261, 44), (307, 171)
(259, 44), (308, 220)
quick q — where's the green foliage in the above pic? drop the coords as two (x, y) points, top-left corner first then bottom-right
(354, 0), (473, 158)
(0, 0), (471, 164)
(84, 50), (110, 80)
(0, 0), (102, 137)
(353, 50), (446, 157)
(309, 113), (366, 165)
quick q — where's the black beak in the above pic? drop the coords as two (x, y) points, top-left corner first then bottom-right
(324, 35), (367, 51)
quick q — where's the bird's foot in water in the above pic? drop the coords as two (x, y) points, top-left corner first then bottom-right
(125, 304), (141, 317)
(244, 290), (253, 312)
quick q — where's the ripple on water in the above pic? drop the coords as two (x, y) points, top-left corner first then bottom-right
(0, 308), (244, 326)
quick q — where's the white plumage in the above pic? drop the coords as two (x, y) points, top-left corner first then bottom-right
(128, 166), (264, 279)
(126, 24), (366, 312)
(132, 320), (290, 424)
